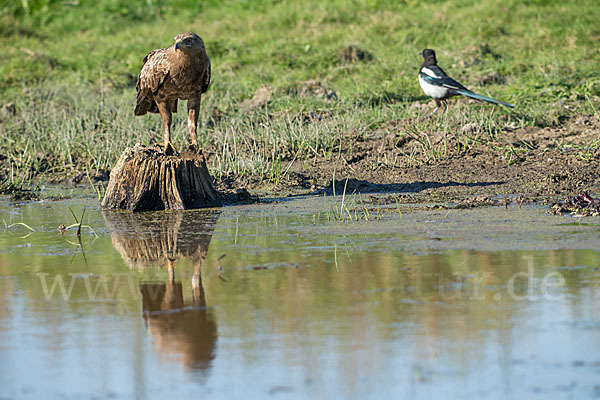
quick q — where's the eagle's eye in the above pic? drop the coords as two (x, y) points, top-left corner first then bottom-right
(185, 38), (193, 44)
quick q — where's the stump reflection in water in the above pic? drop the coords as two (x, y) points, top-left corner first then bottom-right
(103, 210), (219, 375)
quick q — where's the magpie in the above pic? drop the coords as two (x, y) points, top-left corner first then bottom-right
(418, 48), (514, 116)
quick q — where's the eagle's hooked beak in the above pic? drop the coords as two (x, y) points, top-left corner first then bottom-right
(175, 40), (182, 51)
(418, 50), (423, 56)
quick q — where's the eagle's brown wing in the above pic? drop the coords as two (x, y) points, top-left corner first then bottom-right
(134, 48), (170, 116)
(201, 57), (211, 94)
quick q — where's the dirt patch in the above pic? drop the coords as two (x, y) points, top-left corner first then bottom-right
(213, 114), (600, 204)
(0, 103), (16, 121)
(239, 85), (273, 111)
(71, 169), (110, 184)
(285, 80), (338, 100)
(0, 181), (39, 201)
(206, 106), (228, 129)
(2, 112), (599, 207)
(548, 192), (600, 216)
(457, 43), (503, 68)
(473, 72), (506, 86)
(338, 46), (373, 64)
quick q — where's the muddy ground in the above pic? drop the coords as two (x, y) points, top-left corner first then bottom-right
(2, 112), (599, 208)
(213, 113), (600, 205)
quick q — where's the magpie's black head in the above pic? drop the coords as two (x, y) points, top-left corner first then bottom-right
(419, 49), (437, 67)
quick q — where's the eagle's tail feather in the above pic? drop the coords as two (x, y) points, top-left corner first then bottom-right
(135, 97), (159, 115)
(455, 89), (514, 108)
(134, 102), (147, 116)
(134, 91), (149, 115)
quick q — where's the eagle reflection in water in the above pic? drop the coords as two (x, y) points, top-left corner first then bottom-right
(103, 209), (220, 375)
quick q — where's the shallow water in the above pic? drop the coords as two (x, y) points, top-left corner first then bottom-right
(1, 193), (600, 399)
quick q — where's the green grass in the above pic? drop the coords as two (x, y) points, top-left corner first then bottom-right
(1, 0), (599, 187)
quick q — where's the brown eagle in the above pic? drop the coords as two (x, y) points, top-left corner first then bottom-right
(135, 32), (211, 154)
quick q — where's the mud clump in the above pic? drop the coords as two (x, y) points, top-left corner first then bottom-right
(286, 80), (338, 100)
(0, 181), (39, 201)
(239, 85), (273, 111)
(71, 169), (110, 184)
(0, 103), (16, 121)
(207, 106), (228, 128)
(474, 72), (507, 86)
(452, 196), (497, 209)
(458, 43), (502, 68)
(548, 192), (600, 216)
(339, 46), (373, 64)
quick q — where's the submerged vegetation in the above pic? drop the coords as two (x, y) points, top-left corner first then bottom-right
(0, 0), (599, 194)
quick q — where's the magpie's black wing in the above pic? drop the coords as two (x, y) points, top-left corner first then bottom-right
(420, 65), (469, 91)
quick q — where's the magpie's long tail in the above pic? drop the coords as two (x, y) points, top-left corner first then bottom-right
(455, 89), (514, 108)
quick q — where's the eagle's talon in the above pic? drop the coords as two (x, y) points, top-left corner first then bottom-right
(157, 141), (177, 156)
(164, 142), (177, 156)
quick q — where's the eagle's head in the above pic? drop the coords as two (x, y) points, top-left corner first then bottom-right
(174, 32), (205, 52)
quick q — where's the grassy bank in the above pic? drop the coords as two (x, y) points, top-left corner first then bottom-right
(1, 0), (599, 190)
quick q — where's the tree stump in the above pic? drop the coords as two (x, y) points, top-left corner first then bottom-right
(101, 144), (221, 211)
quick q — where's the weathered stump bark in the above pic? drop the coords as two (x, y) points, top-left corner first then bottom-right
(101, 144), (220, 211)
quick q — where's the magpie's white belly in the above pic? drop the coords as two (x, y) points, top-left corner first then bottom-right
(418, 75), (449, 100)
